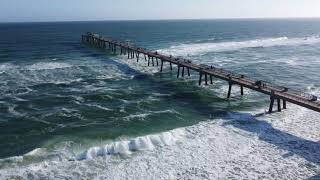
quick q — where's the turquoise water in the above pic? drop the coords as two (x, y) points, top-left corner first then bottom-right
(0, 19), (319, 179)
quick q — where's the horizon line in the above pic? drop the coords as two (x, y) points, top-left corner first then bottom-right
(1, 16), (320, 24)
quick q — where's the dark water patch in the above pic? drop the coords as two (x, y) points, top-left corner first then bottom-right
(0, 53), (9, 59)
(30, 95), (75, 109)
(30, 82), (71, 89)
(81, 53), (105, 58)
(0, 117), (51, 159)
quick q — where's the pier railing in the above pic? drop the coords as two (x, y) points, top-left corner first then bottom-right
(81, 32), (320, 113)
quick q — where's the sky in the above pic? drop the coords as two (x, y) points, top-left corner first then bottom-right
(1, 0), (320, 22)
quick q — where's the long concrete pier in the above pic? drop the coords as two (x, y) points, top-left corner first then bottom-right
(81, 32), (320, 113)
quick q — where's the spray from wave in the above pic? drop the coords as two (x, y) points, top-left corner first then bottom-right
(159, 36), (320, 56)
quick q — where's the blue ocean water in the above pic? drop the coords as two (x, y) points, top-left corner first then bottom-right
(0, 19), (319, 179)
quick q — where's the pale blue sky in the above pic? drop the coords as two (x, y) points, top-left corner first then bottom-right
(1, 0), (320, 22)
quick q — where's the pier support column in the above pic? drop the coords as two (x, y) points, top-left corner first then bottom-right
(227, 82), (232, 98)
(199, 72), (203, 86)
(127, 49), (130, 59)
(205, 73), (208, 85)
(241, 86), (244, 96)
(283, 100), (287, 109)
(277, 98), (281, 112)
(152, 57), (155, 66)
(144, 54), (147, 61)
(136, 53), (140, 62)
(187, 68), (190, 76)
(210, 76), (213, 84)
(160, 60), (164, 72)
(148, 56), (150, 66)
(177, 66), (180, 78)
(269, 90), (275, 113)
(170, 63), (173, 70)
(182, 67), (185, 77)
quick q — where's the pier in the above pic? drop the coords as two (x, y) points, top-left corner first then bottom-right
(81, 32), (320, 113)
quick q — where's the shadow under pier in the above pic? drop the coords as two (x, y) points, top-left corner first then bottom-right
(223, 112), (320, 166)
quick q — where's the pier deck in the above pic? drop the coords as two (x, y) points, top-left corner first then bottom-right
(81, 32), (320, 113)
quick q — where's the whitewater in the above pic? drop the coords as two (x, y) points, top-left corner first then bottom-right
(159, 36), (320, 56)
(1, 107), (319, 179)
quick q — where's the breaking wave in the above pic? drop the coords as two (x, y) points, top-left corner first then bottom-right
(77, 128), (185, 160)
(1, 113), (319, 179)
(159, 36), (320, 56)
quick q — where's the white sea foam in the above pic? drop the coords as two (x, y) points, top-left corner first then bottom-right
(1, 112), (319, 179)
(123, 110), (179, 121)
(77, 128), (185, 160)
(114, 55), (161, 74)
(0, 63), (17, 71)
(8, 104), (25, 117)
(307, 84), (320, 97)
(86, 104), (113, 111)
(26, 62), (73, 71)
(0, 60), (130, 93)
(159, 36), (320, 56)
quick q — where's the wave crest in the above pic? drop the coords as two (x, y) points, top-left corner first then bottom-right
(77, 128), (185, 160)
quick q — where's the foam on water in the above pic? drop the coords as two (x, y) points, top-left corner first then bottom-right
(123, 109), (179, 121)
(1, 112), (319, 179)
(8, 104), (26, 117)
(77, 128), (185, 160)
(26, 62), (73, 71)
(159, 36), (320, 56)
(85, 104), (113, 111)
(114, 55), (161, 75)
(0, 60), (129, 94)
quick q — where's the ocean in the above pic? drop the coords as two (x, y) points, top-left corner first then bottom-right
(0, 19), (319, 179)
